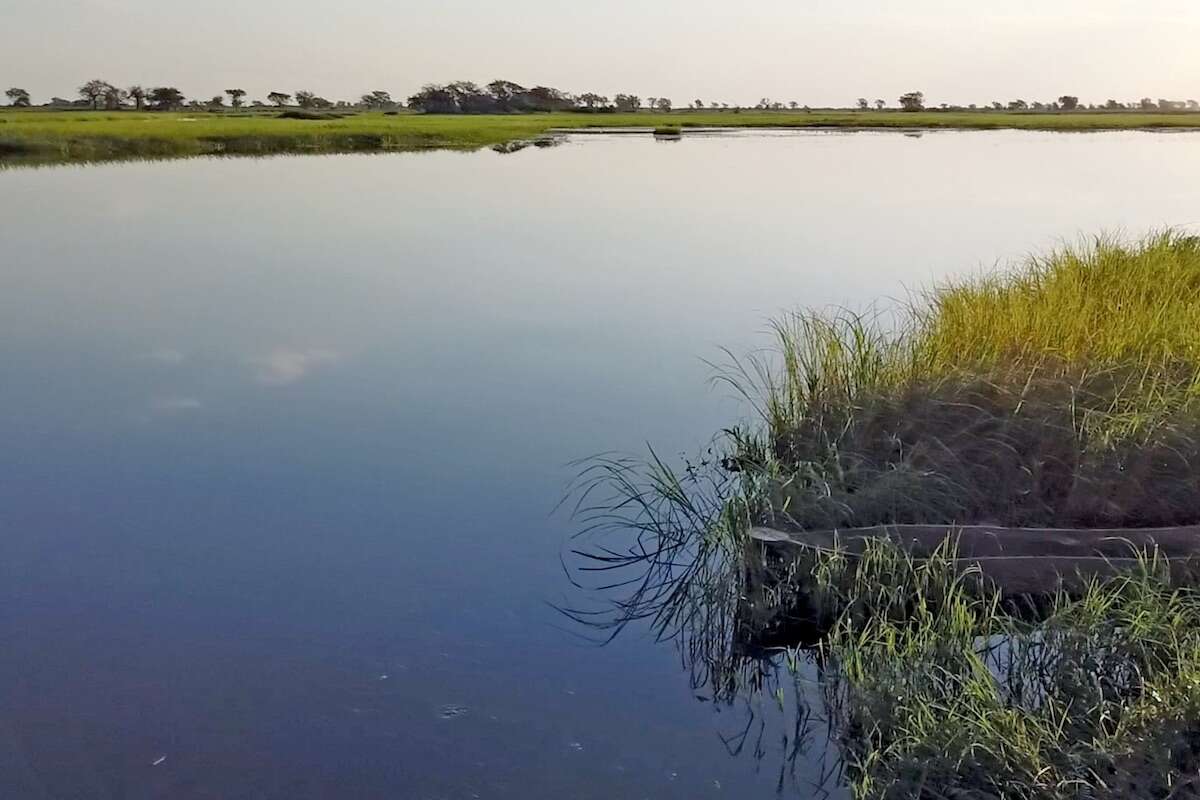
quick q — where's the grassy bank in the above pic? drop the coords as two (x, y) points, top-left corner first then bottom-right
(2, 109), (1200, 165)
(723, 233), (1200, 531)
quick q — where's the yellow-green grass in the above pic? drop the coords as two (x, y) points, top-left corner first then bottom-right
(721, 233), (1200, 530)
(3, 109), (1200, 165)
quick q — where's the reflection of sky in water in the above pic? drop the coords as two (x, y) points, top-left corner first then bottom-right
(1, 131), (1199, 797)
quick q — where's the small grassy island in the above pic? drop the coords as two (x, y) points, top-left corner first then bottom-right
(2, 109), (1200, 165)
(574, 233), (1200, 799)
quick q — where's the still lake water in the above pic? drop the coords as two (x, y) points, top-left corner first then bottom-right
(1, 130), (1199, 798)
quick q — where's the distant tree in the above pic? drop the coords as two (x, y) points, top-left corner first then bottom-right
(208, 95), (225, 109)
(295, 90), (317, 109)
(1058, 95), (1079, 111)
(1031, 101), (1045, 111)
(225, 89), (246, 108)
(991, 101), (1003, 110)
(1158, 98), (1184, 111)
(613, 93), (640, 112)
(127, 85), (146, 110)
(79, 79), (113, 110)
(710, 101), (720, 109)
(1008, 99), (1028, 111)
(654, 97), (672, 111)
(577, 92), (609, 108)
(1139, 97), (1156, 110)
(856, 97), (869, 110)
(524, 85), (573, 111)
(486, 80), (528, 111)
(267, 91), (291, 107)
(898, 91), (924, 112)
(646, 97), (657, 111)
(1188, 100), (1200, 111)
(147, 86), (185, 111)
(721, 103), (729, 109)
(360, 90), (392, 109)
(694, 98), (703, 109)
(1104, 99), (1125, 110)
(875, 98), (886, 110)
(102, 84), (127, 109)
(789, 101), (798, 110)
(5, 87), (31, 107)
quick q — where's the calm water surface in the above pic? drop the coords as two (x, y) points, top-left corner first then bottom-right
(1, 130), (1199, 798)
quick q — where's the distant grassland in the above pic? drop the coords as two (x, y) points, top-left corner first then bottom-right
(2, 109), (1200, 165)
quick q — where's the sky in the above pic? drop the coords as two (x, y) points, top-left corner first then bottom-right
(3, 0), (1199, 107)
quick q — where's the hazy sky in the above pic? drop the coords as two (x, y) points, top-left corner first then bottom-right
(3, 0), (1198, 106)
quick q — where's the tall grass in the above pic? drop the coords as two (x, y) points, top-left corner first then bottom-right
(718, 233), (1200, 530)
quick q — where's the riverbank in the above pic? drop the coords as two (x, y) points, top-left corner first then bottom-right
(3, 109), (1200, 165)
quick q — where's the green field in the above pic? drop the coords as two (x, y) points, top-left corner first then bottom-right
(2, 108), (1200, 165)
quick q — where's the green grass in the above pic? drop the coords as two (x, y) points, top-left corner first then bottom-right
(809, 539), (1200, 799)
(3, 108), (1200, 165)
(720, 233), (1200, 530)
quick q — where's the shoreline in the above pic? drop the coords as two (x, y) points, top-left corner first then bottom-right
(4, 109), (1200, 166)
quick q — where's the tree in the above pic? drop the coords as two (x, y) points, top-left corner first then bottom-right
(654, 97), (672, 111)
(875, 99), (886, 110)
(79, 79), (113, 110)
(898, 91), (924, 112)
(789, 101), (798, 110)
(694, 98), (703, 109)
(209, 95), (225, 109)
(857, 97), (869, 110)
(267, 91), (291, 107)
(613, 94), (640, 112)
(1008, 99), (1028, 111)
(1139, 97), (1156, 110)
(360, 90), (392, 109)
(1188, 100), (1200, 111)
(295, 90), (317, 109)
(147, 86), (185, 111)
(225, 89), (246, 108)
(5, 87), (31, 107)
(103, 84), (127, 109)
(1058, 95), (1079, 111)
(578, 92), (608, 108)
(1104, 99), (1125, 110)
(127, 85), (146, 110)
(646, 97), (657, 112)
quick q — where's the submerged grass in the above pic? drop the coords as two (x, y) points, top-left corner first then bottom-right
(3, 109), (1200, 165)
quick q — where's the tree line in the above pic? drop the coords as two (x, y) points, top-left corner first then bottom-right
(4, 81), (1199, 114)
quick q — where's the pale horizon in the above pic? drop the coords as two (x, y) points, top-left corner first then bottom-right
(4, 0), (1199, 108)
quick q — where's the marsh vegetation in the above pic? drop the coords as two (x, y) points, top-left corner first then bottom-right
(570, 232), (1200, 798)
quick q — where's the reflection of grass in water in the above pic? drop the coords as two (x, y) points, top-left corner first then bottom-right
(717, 232), (1200, 530)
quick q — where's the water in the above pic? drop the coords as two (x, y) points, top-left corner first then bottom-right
(1, 129), (1198, 798)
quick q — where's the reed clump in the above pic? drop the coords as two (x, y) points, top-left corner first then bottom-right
(723, 232), (1200, 530)
(810, 539), (1200, 799)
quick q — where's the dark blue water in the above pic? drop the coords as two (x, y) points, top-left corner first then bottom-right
(2, 130), (1198, 798)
